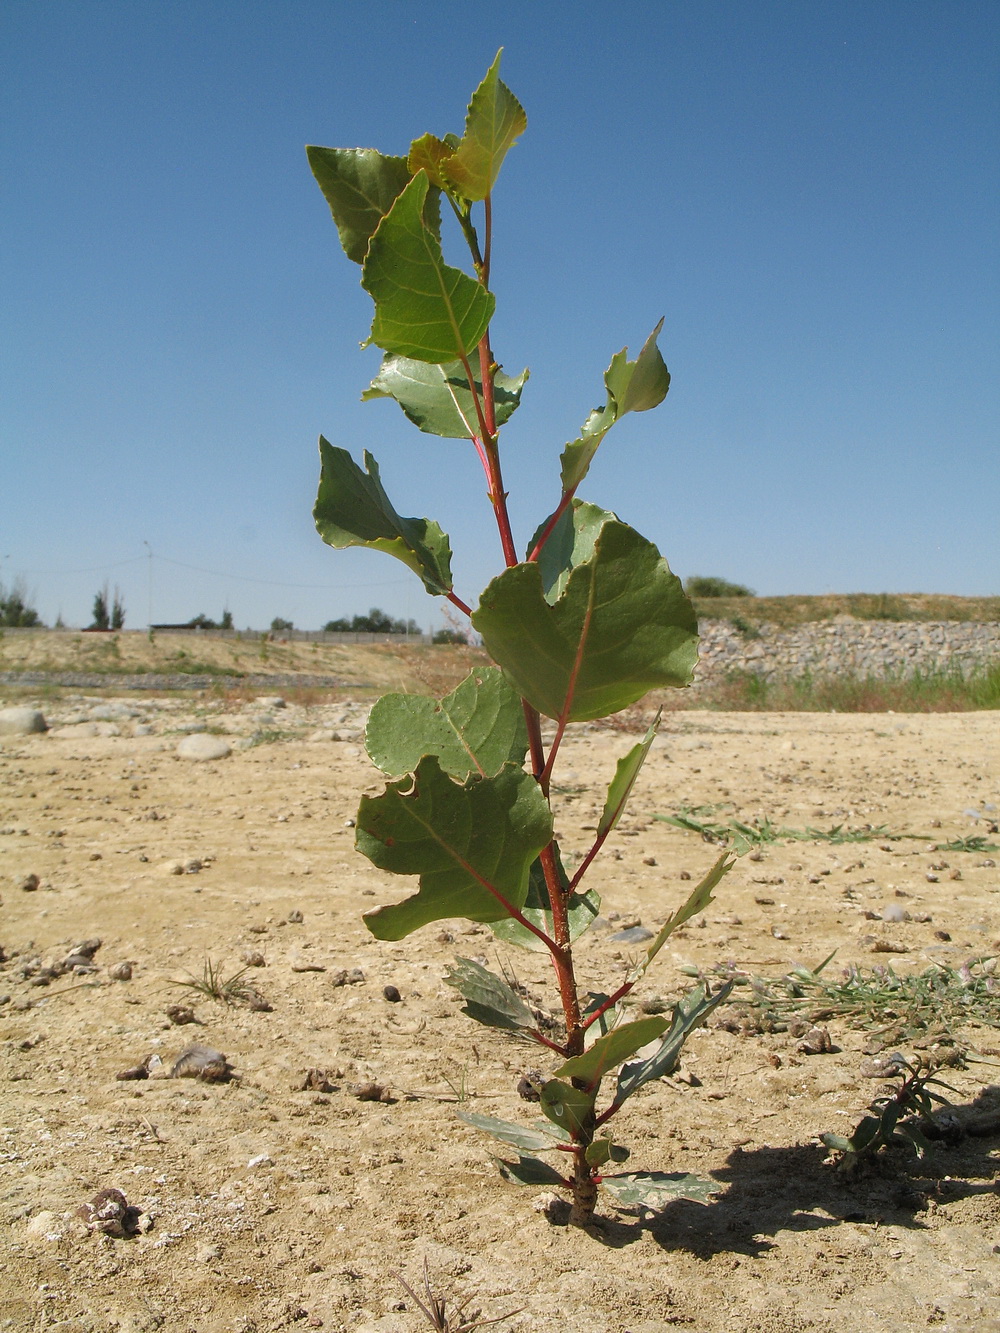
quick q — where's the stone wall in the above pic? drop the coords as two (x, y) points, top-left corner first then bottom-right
(694, 618), (1000, 685)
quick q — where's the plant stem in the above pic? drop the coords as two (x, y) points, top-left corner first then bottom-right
(526, 486), (578, 563)
(446, 591), (473, 618)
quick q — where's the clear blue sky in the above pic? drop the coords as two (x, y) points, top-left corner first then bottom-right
(2, 0), (997, 632)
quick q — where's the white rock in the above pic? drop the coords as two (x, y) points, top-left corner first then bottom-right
(256, 696), (286, 709)
(50, 722), (100, 738)
(176, 734), (231, 761)
(0, 707), (47, 735)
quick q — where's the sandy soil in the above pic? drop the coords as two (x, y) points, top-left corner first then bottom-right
(1, 690), (998, 1333)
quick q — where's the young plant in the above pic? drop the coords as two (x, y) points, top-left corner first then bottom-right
(821, 1055), (956, 1173)
(307, 52), (737, 1226)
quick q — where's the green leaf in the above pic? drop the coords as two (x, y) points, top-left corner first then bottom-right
(440, 51), (527, 202)
(616, 982), (734, 1104)
(632, 850), (736, 980)
(457, 1111), (559, 1153)
(365, 666), (527, 780)
(539, 1079), (595, 1137)
(358, 757), (552, 940)
(443, 956), (535, 1033)
(598, 710), (661, 838)
(559, 321), (670, 491)
(306, 147), (414, 264)
(362, 171), (494, 363)
(585, 1138), (630, 1168)
(819, 1133), (854, 1154)
(530, 500), (614, 604)
(600, 1172), (720, 1209)
(489, 848), (600, 952)
(554, 1016), (669, 1089)
(472, 504), (698, 721)
(313, 440), (453, 595)
(362, 355), (528, 438)
(494, 1154), (567, 1187)
(407, 132), (458, 190)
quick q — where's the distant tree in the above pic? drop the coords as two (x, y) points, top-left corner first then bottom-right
(270, 616), (294, 634)
(432, 628), (468, 645)
(187, 613), (218, 629)
(110, 586), (126, 630)
(684, 575), (755, 598)
(91, 585), (110, 630)
(220, 609), (234, 630)
(324, 607), (419, 634)
(0, 580), (43, 627)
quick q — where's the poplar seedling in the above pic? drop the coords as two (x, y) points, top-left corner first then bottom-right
(307, 52), (736, 1226)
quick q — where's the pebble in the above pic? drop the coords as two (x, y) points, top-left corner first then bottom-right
(608, 925), (654, 944)
(0, 706), (47, 735)
(176, 734), (231, 761)
(332, 967), (366, 986)
(382, 984), (401, 1002)
(18, 872), (40, 892)
(882, 903), (908, 923)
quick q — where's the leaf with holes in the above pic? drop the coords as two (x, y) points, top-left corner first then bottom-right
(473, 503), (697, 721)
(313, 440), (453, 595)
(365, 666), (527, 780)
(357, 757), (552, 940)
(362, 355), (529, 438)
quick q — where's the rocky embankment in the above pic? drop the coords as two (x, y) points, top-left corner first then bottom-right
(695, 617), (1000, 684)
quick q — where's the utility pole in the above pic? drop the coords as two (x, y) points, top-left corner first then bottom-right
(142, 542), (153, 628)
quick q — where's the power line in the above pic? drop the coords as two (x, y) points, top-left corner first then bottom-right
(17, 552), (413, 591)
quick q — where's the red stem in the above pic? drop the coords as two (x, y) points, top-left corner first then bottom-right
(526, 486), (578, 564)
(446, 591), (473, 618)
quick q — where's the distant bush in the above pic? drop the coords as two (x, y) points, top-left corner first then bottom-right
(270, 616), (294, 634)
(323, 607), (420, 634)
(685, 575), (755, 598)
(0, 580), (43, 627)
(432, 628), (469, 645)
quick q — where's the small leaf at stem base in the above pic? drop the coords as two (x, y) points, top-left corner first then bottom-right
(443, 956), (535, 1033)
(494, 1154), (567, 1187)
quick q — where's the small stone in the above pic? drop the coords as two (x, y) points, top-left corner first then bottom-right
(196, 1242), (223, 1264)
(934, 929), (952, 941)
(608, 925), (653, 944)
(517, 1070), (544, 1101)
(870, 940), (909, 954)
(882, 903), (908, 923)
(949, 869), (962, 881)
(171, 1044), (233, 1082)
(76, 1188), (133, 1237)
(382, 984), (401, 1002)
(678, 870), (692, 881)
(925, 872), (940, 884)
(18, 873), (40, 892)
(0, 707), (47, 735)
(639, 995), (669, 1014)
(290, 957), (325, 972)
(532, 1192), (571, 1224)
(286, 909), (304, 924)
(642, 856), (657, 866)
(165, 1004), (197, 1025)
(176, 734), (232, 761)
(770, 926), (790, 940)
(108, 961), (133, 981)
(347, 1080), (392, 1103)
(796, 1026), (834, 1055)
(296, 1068), (338, 1093)
(246, 1153), (273, 1169)
(241, 949), (266, 967)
